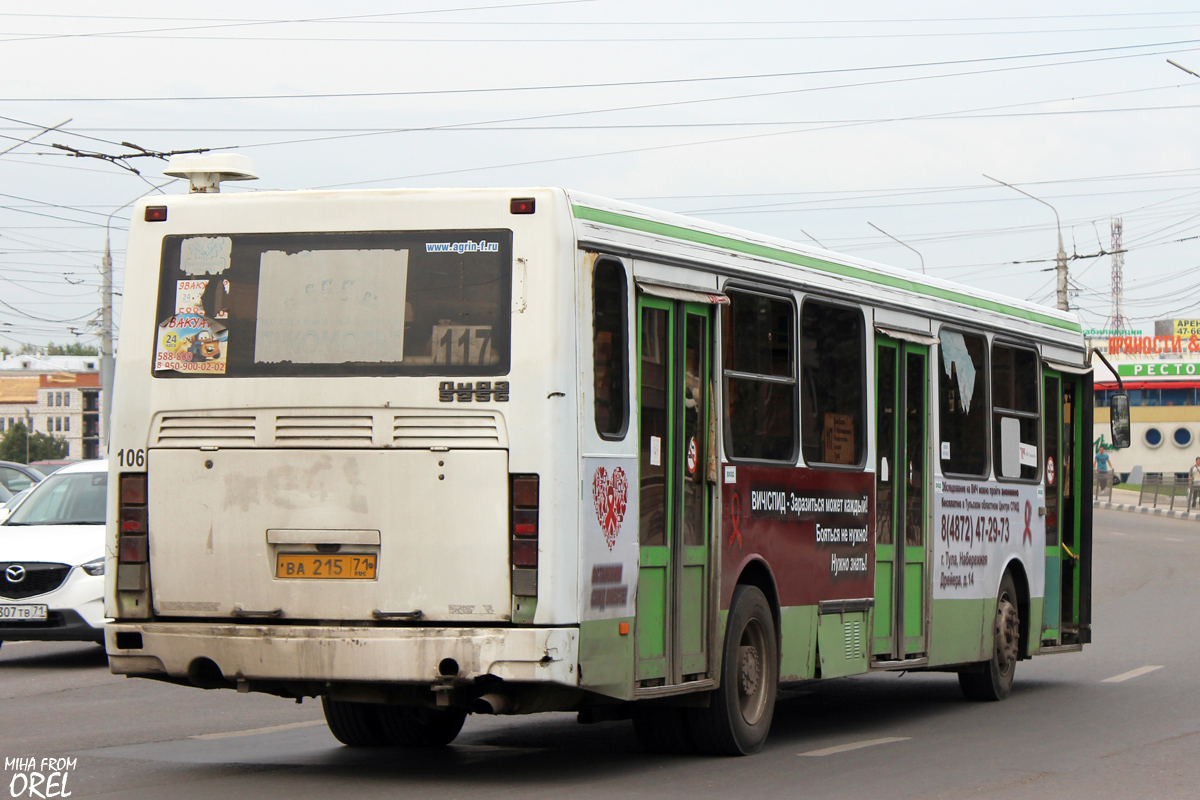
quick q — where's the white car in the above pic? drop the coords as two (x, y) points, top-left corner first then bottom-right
(0, 460), (107, 649)
(0, 487), (34, 525)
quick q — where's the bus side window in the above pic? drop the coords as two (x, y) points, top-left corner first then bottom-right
(939, 329), (989, 477)
(992, 343), (1040, 481)
(722, 289), (797, 462)
(800, 299), (865, 467)
(593, 259), (629, 439)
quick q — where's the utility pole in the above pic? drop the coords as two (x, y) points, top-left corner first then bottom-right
(1106, 218), (1128, 334)
(100, 183), (173, 452)
(983, 174), (1069, 311)
(101, 215), (116, 454)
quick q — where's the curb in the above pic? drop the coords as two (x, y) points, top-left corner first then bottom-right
(1094, 501), (1200, 521)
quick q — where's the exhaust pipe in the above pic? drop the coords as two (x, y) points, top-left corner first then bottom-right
(471, 693), (514, 715)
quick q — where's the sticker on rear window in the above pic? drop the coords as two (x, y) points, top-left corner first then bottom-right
(156, 314), (229, 374)
(180, 236), (232, 276)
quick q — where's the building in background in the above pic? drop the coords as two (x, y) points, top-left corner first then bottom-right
(0, 355), (103, 460)
(1094, 319), (1200, 478)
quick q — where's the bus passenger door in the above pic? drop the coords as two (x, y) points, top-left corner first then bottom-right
(873, 337), (930, 661)
(1042, 371), (1063, 642)
(635, 296), (713, 686)
(1044, 369), (1083, 645)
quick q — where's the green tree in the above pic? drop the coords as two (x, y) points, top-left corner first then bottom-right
(0, 421), (69, 464)
(45, 342), (99, 356)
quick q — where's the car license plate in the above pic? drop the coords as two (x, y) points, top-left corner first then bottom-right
(0, 604), (48, 621)
(276, 554), (377, 580)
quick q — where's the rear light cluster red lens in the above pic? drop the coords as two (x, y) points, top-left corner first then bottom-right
(510, 475), (539, 596)
(118, 474), (148, 563)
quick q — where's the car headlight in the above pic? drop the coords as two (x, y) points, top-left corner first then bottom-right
(80, 557), (105, 577)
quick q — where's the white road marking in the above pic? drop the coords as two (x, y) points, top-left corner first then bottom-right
(190, 720), (325, 740)
(799, 736), (910, 756)
(1166, 538), (1183, 542)
(1102, 665), (1163, 683)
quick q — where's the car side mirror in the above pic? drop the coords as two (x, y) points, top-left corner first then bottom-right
(1109, 392), (1131, 449)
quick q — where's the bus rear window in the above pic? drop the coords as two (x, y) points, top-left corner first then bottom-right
(153, 230), (512, 377)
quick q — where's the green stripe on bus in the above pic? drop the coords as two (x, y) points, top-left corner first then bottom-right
(572, 204), (1081, 333)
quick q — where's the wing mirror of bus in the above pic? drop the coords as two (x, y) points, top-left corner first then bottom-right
(1109, 392), (1131, 449)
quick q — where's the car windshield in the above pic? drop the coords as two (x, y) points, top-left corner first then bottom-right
(5, 471), (106, 525)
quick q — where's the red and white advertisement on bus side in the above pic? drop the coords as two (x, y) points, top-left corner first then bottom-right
(581, 457), (640, 621)
(933, 479), (1045, 600)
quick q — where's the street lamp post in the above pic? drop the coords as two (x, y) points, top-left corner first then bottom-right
(983, 174), (1069, 311)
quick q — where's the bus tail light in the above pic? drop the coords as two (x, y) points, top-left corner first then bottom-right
(116, 473), (152, 617)
(510, 474), (538, 622)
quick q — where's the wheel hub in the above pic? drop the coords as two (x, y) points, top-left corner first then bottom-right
(739, 644), (761, 698)
(995, 596), (1019, 672)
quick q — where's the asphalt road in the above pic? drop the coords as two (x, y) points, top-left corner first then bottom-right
(2, 508), (1198, 799)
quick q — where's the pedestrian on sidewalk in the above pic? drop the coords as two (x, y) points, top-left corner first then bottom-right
(1095, 446), (1114, 491)
(1189, 456), (1200, 509)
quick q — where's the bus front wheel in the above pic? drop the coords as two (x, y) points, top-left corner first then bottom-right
(377, 705), (467, 747)
(688, 584), (778, 755)
(959, 571), (1020, 702)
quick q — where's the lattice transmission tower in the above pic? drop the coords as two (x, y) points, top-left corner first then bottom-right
(1105, 217), (1128, 334)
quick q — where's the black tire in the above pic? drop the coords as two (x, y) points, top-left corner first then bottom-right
(959, 571), (1020, 702)
(688, 584), (778, 756)
(322, 697), (391, 747)
(377, 705), (467, 748)
(632, 706), (695, 754)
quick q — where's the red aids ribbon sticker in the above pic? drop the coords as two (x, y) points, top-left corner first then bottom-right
(592, 467), (629, 550)
(728, 492), (743, 551)
(1023, 500), (1033, 545)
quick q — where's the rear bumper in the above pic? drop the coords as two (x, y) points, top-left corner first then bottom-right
(106, 622), (578, 686)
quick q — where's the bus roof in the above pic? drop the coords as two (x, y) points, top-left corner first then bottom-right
(131, 185), (1085, 354)
(566, 189), (1084, 349)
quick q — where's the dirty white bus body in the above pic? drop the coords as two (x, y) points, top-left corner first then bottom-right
(107, 182), (1100, 755)
(105, 189), (598, 728)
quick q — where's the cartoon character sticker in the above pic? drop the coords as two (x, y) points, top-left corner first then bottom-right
(156, 314), (228, 374)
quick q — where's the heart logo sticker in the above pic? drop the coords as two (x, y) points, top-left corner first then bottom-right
(592, 466), (629, 550)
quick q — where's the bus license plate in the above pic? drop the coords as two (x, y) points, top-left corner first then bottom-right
(276, 554), (377, 580)
(0, 604), (48, 621)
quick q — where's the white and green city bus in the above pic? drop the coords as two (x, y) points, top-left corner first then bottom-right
(105, 160), (1127, 755)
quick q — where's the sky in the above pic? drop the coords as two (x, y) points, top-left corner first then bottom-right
(3, 0), (1200, 351)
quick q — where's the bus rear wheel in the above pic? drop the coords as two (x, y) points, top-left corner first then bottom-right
(321, 697), (390, 747)
(959, 572), (1020, 702)
(688, 584), (778, 756)
(377, 705), (467, 747)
